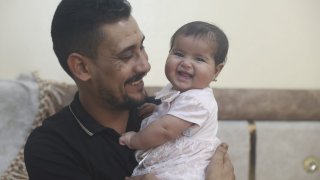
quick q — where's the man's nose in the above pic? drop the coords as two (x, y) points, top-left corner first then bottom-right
(135, 51), (151, 73)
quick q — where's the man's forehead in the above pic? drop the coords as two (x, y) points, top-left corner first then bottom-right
(100, 17), (144, 51)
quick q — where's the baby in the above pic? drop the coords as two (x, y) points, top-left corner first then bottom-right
(120, 21), (229, 180)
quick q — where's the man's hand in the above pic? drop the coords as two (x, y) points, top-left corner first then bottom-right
(206, 143), (235, 180)
(138, 103), (156, 119)
(125, 174), (159, 180)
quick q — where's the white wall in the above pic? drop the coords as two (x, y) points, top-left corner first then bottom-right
(1, 0), (319, 89)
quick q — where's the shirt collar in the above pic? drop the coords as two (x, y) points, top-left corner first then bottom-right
(69, 92), (142, 136)
(69, 93), (105, 136)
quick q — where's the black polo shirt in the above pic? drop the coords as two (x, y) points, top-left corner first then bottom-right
(24, 93), (146, 180)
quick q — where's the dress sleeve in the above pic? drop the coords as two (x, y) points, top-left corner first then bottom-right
(167, 93), (209, 127)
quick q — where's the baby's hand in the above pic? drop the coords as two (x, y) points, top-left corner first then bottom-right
(119, 131), (137, 149)
(138, 103), (156, 119)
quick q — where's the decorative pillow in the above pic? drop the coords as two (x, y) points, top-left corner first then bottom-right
(0, 73), (73, 180)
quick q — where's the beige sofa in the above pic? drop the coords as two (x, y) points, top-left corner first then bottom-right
(1, 73), (319, 180)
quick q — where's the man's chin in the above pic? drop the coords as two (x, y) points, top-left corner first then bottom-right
(118, 93), (147, 109)
(130, 93), (148, 105)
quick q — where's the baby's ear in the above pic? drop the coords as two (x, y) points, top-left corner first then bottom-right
(215, 63), (224, 74)
(213, 63), (224, 81)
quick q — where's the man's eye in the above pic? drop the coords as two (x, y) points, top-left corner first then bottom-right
(120, 51), (133, 60)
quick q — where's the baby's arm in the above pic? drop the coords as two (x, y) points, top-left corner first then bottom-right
(119, 115), (192, 150)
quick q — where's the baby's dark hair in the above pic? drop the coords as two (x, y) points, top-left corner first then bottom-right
(170, 21), (229, 65)
(51, 0), (131, 77)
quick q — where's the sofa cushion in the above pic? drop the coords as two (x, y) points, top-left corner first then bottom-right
(0, 73), (74, 180)
(255, 121), (320, 180)
(218, 120), (251, 180)
(0, 74), (39, 176)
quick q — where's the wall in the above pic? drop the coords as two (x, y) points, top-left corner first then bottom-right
(0, 0), (319, 89)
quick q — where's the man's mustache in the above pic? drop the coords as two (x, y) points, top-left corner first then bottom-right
(125, 73), (147, 84)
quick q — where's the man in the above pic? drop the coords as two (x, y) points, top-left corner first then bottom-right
(24, 0), (235, 179)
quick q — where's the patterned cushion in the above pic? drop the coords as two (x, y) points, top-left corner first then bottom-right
(0, 73), (74, 180)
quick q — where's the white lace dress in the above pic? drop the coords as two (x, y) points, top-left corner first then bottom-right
(132, 84), (221, 180)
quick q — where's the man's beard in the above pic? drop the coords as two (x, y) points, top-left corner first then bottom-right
(101, 72), (148, 109)
(100, 89), (147, 110)
(118, 94), (147, 109)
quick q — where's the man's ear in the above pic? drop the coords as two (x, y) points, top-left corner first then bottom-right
(213, 63), (224, 81)
(67, 53), (91, 81)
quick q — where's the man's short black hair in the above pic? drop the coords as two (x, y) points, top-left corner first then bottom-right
(51, 0), (132, 76)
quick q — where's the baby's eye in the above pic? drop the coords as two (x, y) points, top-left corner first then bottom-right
(195, 57), (205, 62)
(174, 52), (184, 57)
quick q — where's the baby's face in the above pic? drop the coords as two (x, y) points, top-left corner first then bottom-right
(165, 35), (222, 92)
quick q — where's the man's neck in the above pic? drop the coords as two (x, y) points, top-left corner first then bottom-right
(79, 93), (130, 134)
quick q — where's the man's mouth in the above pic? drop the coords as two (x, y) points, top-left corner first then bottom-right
(125, 73), (146, 86)
(130, 79), (143, 86)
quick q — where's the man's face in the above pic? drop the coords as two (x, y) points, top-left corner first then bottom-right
(87, 16), (150, 109)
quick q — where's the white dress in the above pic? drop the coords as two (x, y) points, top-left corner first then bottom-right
(132, 84), (221, 180)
